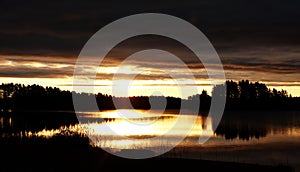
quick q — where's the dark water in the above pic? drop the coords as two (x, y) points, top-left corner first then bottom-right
(1, 110), (300, 171)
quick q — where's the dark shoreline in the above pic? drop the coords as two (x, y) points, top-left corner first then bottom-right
(0, 142), (294, 172)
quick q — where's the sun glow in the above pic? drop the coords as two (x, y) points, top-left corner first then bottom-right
(80, 110), (213, 138)
(27, 110), (215, 150)
(1, 55), (300, 98)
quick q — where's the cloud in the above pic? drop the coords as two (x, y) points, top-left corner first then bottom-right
(0, 56), (74, 78)
(223, 62), (300, 74)
(0, 0), (300, 90)
(0, 65), (72, 78)
(0, 0), (300, 57)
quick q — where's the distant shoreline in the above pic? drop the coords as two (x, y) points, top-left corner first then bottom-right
(1, 80), (300, 112)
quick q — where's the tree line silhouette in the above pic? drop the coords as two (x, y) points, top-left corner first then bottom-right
(0, 80), (299, 112)
(212, 80), (300, 110)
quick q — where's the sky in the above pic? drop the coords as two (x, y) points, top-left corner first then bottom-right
(0, 0), (300, 98)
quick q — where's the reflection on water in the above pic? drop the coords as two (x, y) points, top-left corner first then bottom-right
(77, 110), (214, 151)
(1, 110), (300, 149)
(1, 110), (300, 170)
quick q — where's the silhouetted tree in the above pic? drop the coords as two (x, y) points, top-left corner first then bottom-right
(212, 80), (294, 110)
(0, 81), (298, 112)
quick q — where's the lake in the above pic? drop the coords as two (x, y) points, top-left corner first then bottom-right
(1, 110), (300, 171)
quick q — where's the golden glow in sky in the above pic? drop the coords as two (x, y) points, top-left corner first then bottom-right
(1, 55), (300, 98)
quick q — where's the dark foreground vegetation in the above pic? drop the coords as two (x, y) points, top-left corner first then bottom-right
(0, 135), (293, 172)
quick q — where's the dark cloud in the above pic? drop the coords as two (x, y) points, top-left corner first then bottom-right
(224, 63), (300, 74)
(0, 0), (300, 90)
(5, 56), (75, 65)
(1, 0), (300, 57)
(0, 65), (72, 78)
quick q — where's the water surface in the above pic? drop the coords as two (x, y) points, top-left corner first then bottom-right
(1, 110), (300, 170)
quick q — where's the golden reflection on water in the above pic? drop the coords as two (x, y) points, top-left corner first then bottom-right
(26, 110), (300, 151)
(78, 110), (214, 150)
(25, 125), (85, 138)
(268, 127), (300, 137)
(83, 110), (213, 136)
(32, 110), (214, 150)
